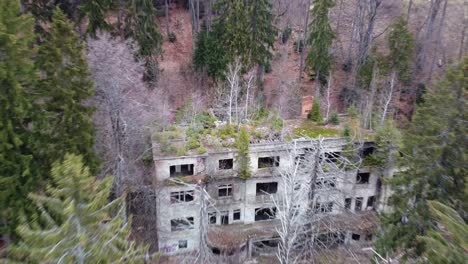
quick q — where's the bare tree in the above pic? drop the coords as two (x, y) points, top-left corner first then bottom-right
(87, 32), (171, 195)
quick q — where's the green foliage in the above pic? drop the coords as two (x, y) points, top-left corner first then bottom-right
(329, 112), (339, 125)
(376, 59), (467, 258)
(281, 26), (292, 44)
(79, 0), (114, 37)
(342, 126), (351, 137)
(388, 17), (414, 85)
(35, 8), (99, 171)
(293, 120), (340, 138)
(7, 154), (150, 263)
(236, 127), (251, 179)
(193, 23), (229, 80)
(197, 146), (207, 154)
(308, 99), (323, 122)
(417, 201), (467, 264)
(0, 0), (40, 235)
(186, 136), (201, 150)
(217, 124), (236, 140)
(371, 120), (401, 167)
(306, 0), (335, 78)
(346, 105), (359, 119)
(195, 112), (216, 129)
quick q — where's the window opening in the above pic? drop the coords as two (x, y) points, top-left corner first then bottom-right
(218, 184), (233, 198)
(355, 197), (363, 211)
(178, 240), (188, 249)
(170, 164), (194, 177)
(356, 172), (370, 184)
(170, 190), (194, 203)
(256, 182), (278, 195)
(171, 217), (194, 231)
(258, 156), (280, 168)
(255, 207), (277, 221)
(233, 209), (241, 221)
(219, 159), (233, 170)
(220, 211), (229, 225)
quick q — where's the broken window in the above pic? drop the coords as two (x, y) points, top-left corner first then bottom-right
(178, 240), (188, 249)
(220, 211), (229, 225)
(171, 217), (194, 231)
(355, 197), (363, 211)
(351, 233), (361, 241)
(314, 232), (345, 249)
(170, 164), (194, 177)
(344, 198), (352, 210)
(356, 172), (370, 184)
(218, 184), (233, 198)
(256, 182), (278, 195)
(255, 207), (277, 221)
(359, 144), (375, 158)
(219, 159), (233, 170)
(314, 202), (334, 213)
(170, 190), (194, 203)
(367, 196), (375, 208)
(233, 209), (241, 221)
(208, 212), (216, 224)
(258, 156), (280, 168)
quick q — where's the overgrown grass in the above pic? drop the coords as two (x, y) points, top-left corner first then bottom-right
(293, 120), (341, 138)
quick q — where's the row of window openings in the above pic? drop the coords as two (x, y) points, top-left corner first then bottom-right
(169, 156), (280, 177)
(218, 182), (279, 198)
(172, 207), (277, 231)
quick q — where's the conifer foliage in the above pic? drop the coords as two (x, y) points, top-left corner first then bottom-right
(376, 58), (467, 257)
(8, 154), (150, 263)
(0, 0), (40, 234)
(35, 8), (98, 171)
(236, 127), (252, 180)
(307, 0), (335, 95)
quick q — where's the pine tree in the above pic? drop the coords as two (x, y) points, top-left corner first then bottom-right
(417, 201), (467, 264)
(124, 0), (163, 86)
(376, 58), (467, 258)
(236, 127), (251, 179)
(306, 0), (335, 98)
(248, 0), (275, 69)
(35, 8), (98, 171)
(79, 0), (114, 37)
(7, 154), (150, 263)
(308, 99), (323, 122)
(388, 18), (414, 85)
(0, 0), (41, 235)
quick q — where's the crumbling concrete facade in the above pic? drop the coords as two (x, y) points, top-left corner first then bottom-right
(152, 137), (384, 256)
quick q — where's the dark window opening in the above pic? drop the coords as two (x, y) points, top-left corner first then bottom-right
(367, 196), (375, 208)
(178, 240), (188, 249)
(212, 247), (221, 255)
(170, 164), (194, 177)
(344, 198), (352, 210)
(221, 211), (229, 225)
(355, 197), (363, 211)
(258, 156), (280, 168)
(365, 234), (373, 241)
(351, 233), (361, 241)
(360, 145), (375, 158)
(219, 159), (233, 170)
(255, 207), (277, 221)
(218, 184), (233, 198)
(356, 172), (370, 184)
(170, 190), (194, 203)
(233, 209), (241, 221)
(314, 202), (334, 213)
(254, 239), (279, 248)
(208, 212), (216, 224)
(256, 182), (278, 195)
(324, 152), (341, 163)
(171, 217), (194, 231)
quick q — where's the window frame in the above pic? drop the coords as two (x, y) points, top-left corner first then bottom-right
(218, 184), (233, 198)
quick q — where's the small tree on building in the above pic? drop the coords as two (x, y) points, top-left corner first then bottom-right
(236, 127), (251, 179)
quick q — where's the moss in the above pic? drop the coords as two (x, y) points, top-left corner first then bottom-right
(293, 120), (340, 138)
(197, 146), (207, 154)
(176, 147), (187, 156)
(216, 124), (235, 140)
(186, 136), (200, 150)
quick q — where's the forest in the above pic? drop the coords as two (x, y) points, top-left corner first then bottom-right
(0, 0), (466, 263)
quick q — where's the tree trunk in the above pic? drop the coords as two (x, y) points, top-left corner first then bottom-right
(165, 0), (170, 35)
(325, 72), (332, 121)
(314, 69), (321, 100)
(458, 1), (467, 60)
(206, 0), (212, 31)
(417, 0), (442, 77)
(363, 61), (378, 129)
(428, 0), (448, 81)
(299, 0), (312, 80)
(381, 70), (396, 125)
(406, 0), (413, 22)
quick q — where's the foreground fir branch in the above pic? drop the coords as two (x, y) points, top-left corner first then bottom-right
(6, 154), (151, 263)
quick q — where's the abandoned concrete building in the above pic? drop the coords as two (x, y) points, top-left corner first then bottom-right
(151, 119), (388, 257)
